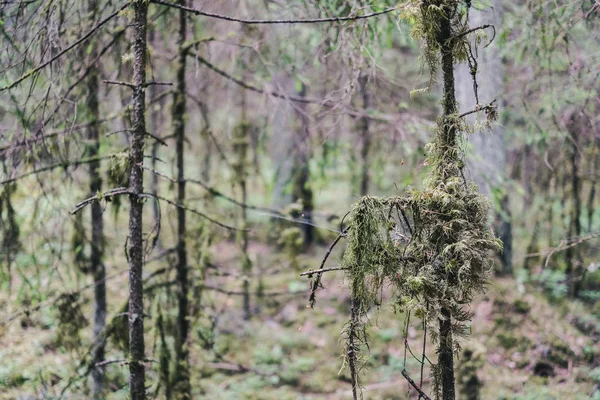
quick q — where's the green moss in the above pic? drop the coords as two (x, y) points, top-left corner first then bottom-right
(514, 299), (531, 314)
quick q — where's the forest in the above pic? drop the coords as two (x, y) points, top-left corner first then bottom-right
(1, 0), (599, 399)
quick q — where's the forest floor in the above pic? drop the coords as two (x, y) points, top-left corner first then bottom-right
(1, 237), (599, 399)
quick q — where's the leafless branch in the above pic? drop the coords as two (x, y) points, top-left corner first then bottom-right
(152, 0), (397, 24)
(308, 228), (349, 308)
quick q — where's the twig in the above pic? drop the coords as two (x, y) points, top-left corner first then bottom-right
(402, 370), (432, 400)
(70, 187), (130, 214)
(300, 266), (347, 276)
(308, 228), (349, 308)
(544, 230), (600, 268)
(94, 358), (156, 367)
(103, 80), (173, 88)
(458, 99), (497, 118)
(454, 24), (496, 48)
(152, 0), (397, 24)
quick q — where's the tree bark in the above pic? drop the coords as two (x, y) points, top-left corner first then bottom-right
(435, 1), (457, 398)
(128, 2), (148, 399)
(172, 2), (191, 396)
(358, 74), (370, 197)
(86, 1), (106, 397)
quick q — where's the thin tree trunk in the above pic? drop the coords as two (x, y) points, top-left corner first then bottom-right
(236, 90), (252, 321)
(172, 1), (191, 396)
(566, 136), (582, 298)
(148, 28), (162, 249)
(128, 2), (148, 399)
(358, 74), (370, 196)
(86, 2), (106, 397)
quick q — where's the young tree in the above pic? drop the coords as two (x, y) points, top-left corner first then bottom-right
(171, 1), (191, 396)
(307, 2), (501, 399)
(85, 1), (107, 396)
(128, 2), (149, 398)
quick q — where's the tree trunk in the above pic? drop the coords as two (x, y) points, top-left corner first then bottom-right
(128, 2), (148, 399)
(455, 0), (512, 275)
(148, 28), (163, 251)
(358, 74), (370, 196)
(172, 2), (191, 396)
(235, 90), (252, 321)
(566, 131), (582, 298)
(436, 1), (457, 398)
(86, 2), (106, 397)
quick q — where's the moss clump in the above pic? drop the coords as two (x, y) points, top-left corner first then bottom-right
(514, 299), (531, 314)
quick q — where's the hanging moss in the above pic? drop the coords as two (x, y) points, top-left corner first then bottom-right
(322, 2), (503, 398)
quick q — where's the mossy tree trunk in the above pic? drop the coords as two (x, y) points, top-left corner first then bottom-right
(128, 2), (149, 398)
(172, 1), (191, 397)
(434, 2), (458, 399)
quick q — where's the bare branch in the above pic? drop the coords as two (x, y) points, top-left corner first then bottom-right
(458, 99), (497, 119)
(307, 228), (348, 308)
(152, 0), (397, 24)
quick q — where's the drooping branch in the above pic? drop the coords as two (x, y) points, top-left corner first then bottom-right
(152, 0), (397, 24)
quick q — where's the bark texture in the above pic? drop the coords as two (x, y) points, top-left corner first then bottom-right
(358, 74), (370, 197)
(128, 2), (148, 399)
(436, 2), (457, 398)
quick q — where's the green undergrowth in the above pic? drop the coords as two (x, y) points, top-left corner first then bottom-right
(1, 237), (598, 399)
